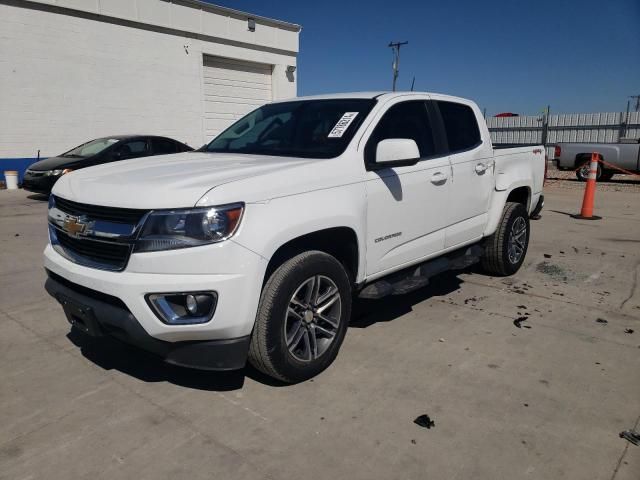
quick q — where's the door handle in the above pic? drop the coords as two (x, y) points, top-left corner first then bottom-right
(475, 163), (487, 174)
(430, 171), (448, 184)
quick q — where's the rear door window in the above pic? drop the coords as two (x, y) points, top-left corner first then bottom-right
(437, 101), (481, 153)
(152, 138), (177, 155)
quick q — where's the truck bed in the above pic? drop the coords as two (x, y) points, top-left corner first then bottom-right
(492, 144), (546, 202)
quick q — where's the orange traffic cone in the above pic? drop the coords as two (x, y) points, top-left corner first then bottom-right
(572, 152), (602, 220)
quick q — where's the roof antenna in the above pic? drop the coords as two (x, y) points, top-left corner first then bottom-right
(410, 76), (415, 92)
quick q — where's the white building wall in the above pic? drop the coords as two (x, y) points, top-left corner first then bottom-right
(0, 0), (300, 158)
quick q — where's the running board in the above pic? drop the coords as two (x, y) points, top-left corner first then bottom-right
(358, 245), (484, 299)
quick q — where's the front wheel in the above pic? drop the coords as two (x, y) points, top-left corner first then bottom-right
(248, 251), (351, 383)
(481, 202), (530, 276)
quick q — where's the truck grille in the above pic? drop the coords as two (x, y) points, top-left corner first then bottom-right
(53, 195), (147, 224)
(55, 230), (132, 270)
(50, 196), (149, 271)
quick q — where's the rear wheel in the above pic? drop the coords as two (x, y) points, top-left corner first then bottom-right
(248, 251), (351, 383)
(576, 160), (601, 182)
(481, 202), (530, 276)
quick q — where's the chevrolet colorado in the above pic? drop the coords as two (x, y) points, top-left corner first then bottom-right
(44, 92), (545, 383)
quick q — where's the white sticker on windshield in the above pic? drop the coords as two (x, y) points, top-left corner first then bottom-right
(328, 112), (359, 138)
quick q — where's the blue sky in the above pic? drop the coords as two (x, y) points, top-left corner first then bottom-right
(208, 0), (639, 115)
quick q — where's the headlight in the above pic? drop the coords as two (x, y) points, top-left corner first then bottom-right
(45, 169), (72, 176)
(134, 203), (244, 252)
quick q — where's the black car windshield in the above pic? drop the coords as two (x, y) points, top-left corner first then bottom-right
(63, 138), (120, 158)
(205, 99), (376, 159)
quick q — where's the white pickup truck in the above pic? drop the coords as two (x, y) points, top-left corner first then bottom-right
(44, 92), (545, 382)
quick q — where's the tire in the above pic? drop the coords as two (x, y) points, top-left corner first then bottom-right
(248, 251), (351, 383)
(481, 202), (530, 276)
(575, 160), (601, 182)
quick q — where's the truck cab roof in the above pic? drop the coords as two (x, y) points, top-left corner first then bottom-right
(273, 91), (474, 104)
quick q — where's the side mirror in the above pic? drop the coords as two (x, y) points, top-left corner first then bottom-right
(373, 139), (420, 169)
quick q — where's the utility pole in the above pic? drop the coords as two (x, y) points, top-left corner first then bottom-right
(630, 95), (640, 112)
(541, 105), (551, 146)
(620, 100), (631, 139)
(388, 41), (408, 91)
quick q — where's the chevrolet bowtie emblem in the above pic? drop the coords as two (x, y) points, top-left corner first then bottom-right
(62, 216), (88, 237)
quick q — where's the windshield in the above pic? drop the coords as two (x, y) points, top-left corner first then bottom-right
(205, 99), (376, 159)
(63, 138), (120, 158)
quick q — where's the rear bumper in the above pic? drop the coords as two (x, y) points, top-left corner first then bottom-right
(530, 194), (544, 218)
(45, 271), (250, 370)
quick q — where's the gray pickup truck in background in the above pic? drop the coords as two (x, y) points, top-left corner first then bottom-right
(553, 138), (640, 181)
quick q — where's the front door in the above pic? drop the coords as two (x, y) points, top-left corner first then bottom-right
(364, 100), (451, 277)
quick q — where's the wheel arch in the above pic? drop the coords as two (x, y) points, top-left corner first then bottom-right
(483, 185), (531, 237)
(573, 152), (602, 169)
(506, 186), (531, 210)
(263, 227), (360, 287)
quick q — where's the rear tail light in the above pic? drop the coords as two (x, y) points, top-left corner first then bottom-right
(554, 145), (561, 158)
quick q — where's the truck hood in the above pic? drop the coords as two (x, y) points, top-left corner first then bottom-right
(51, 152), (313, 208)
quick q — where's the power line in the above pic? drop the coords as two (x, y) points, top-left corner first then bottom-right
(388, 41), (408, 92)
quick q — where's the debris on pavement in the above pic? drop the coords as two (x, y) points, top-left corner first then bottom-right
(414, 415), (435, 429)
(619, 430), (640, 446)
(624, 328), (634, 334)
(543, 254), (552, 258)
(514, 317), (531, 329)
(596, 318), (608, 324)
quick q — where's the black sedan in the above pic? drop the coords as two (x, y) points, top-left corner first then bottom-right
(22, 135), (193, 194)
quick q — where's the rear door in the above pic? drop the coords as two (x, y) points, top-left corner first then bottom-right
(433, 100), (494, 248)
(363, 98), (451, 276)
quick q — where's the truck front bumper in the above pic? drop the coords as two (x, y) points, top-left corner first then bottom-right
(44, 236), (268, 369)
(45, 270), (250, 370)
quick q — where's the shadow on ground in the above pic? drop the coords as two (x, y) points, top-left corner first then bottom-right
(26, 193), (49, 202)
(66, 329), (280, 391)
(66, 271), (468, 390)
(351, 271), (465, 328)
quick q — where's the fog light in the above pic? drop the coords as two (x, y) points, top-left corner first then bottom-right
(186, 294), (198, 315)
(146, 292), (217, 325)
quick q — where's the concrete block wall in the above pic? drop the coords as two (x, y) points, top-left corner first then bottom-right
(0, 0), (300, 178)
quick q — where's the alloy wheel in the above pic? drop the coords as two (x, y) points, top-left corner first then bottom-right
(284, 275), (342, 362)
(507, 216), (527, 264)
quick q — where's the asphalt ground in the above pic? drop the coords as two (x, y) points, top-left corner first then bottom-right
(1, 183), (638, 480)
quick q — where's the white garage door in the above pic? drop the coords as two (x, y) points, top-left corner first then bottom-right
(202, 55), (273, 139)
